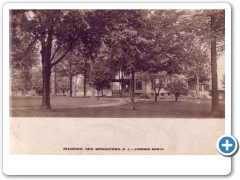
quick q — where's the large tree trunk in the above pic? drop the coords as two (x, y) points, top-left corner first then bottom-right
(69, 62), (73, 97)
(51, 68), (57, 96)
(118, 71), (121, 96)
(175, 93), (179, 102)
(74, 75), (77, 96)
(154, 80), (162, 102)
(54, 71), (57, 96)
(211, 14), (219, 114)
(69, 75), (73, 97)
(111, 83), (114, 97)
(41, 34), (53, 109)
(130, 69), (136, 110)
(83, 71), (87, 97)
(152, 80), (157, 102)
(196, 73), (200, 104)
(155, 86), (162, 102)
(154, 88), (159, 102)
(154, 91), (158, 102)
(23, 77), (27, 96)
(83, 59), (87, 98)
(120, 70), (124, 97)
(42, 65), (51, 109)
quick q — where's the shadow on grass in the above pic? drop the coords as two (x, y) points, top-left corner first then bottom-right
(10, 99), (225, 118)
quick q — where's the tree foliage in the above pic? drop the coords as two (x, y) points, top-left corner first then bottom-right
(166, 75), (189, 101)
(10, 10), (90, 108)
(183, 44), (211, 83)
(10, 22), (40, 95)
(89, 61), (115, 99)
(10, 9), (225, 113)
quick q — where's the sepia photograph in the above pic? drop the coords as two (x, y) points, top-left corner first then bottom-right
(9, 8), (226, 155)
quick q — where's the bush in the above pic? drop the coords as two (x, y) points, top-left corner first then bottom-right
(139, 94), (151, 99)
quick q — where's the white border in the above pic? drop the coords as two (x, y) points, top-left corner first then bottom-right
(1, 2), (233, 9)
(3, 3), (231, 175)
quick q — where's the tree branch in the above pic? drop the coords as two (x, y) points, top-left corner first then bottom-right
(50, 41), (62, 62)
(51, 48), (71, 67)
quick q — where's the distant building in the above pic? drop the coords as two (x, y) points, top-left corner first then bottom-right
(115, 73), (221, 100)
(48, 71), (224, 100)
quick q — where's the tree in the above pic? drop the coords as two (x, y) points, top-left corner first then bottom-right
(75, 10), (125, 98)
(89, 61), (115, 100)
(103, 10), (150, 110)
(10, 30), (40, 95)
(150, 72), (169, 102)
(183, 43), (211, 103)
(55, 51), (85, 97)
(165, 75), (189, 102)
(11, 10), (88, 109)
(181, 10), (225, 114)
(142, 10), (188, 102)
(11, 68), (32, 95)
(138, 71), (169, 102)
(210, 11), (225, 114)
(31, 66), (43, 95)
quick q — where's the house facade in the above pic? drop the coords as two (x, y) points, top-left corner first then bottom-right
(117, 73), (211, 99)
(47, 72), (223, 100)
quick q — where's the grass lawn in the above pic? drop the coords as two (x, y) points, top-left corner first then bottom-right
(10, 96), (119, 108)
(10, 96), (225, 118)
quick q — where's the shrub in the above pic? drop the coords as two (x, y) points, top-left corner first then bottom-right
(139, 94), (151, 99)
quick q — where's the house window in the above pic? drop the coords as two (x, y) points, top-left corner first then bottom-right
(161, 93), (164, 96)
(168, 93), (171, 96)
(136, 80), (142, 90)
